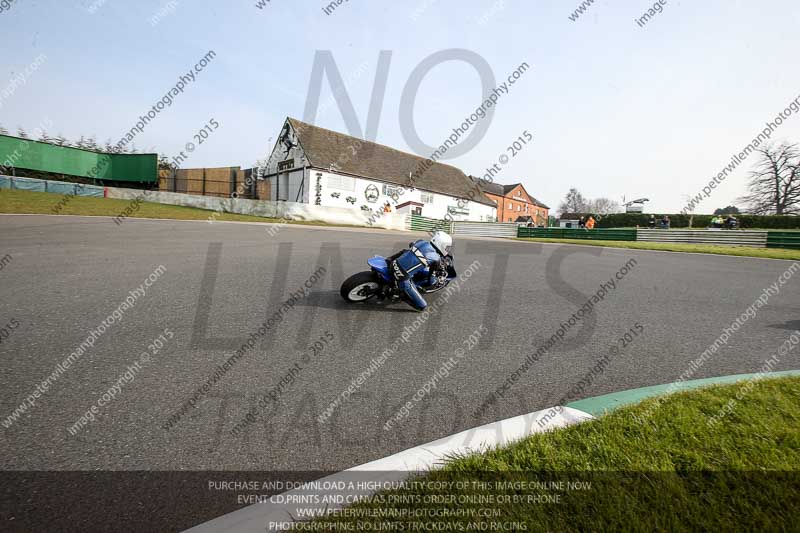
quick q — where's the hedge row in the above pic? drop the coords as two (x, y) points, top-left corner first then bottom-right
(590, 213), (800, 230)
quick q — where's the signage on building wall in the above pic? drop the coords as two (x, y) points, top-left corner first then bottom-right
(448, 206), (469, 216)
(278, 159), (295, 171)
(315, 173), (322, 205)
(364, 184), (379, 203)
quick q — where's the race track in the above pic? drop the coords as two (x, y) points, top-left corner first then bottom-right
(1, 214), (798, 470)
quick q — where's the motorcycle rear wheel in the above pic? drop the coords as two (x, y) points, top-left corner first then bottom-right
(341, 271), (382, 302)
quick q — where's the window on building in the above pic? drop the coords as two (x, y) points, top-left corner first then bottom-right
(517, 205), (521, 211)
(327, 175), (355, 191)
(507, 203), (512, 209)
(421, 192), (434, 204)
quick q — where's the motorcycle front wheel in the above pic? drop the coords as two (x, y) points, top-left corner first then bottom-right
(340, 271), (382, 302)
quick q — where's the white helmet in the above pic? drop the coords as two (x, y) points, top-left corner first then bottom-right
(430, 231), (453, 256)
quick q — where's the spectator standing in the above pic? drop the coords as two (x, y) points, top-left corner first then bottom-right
(648, 215), (656, 229)
(586, 215), (596, 229)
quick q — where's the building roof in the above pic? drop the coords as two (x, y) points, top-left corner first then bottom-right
(530, 197), (550, 209)
(469, 176), (505, 197)
(470, 177), (550, 209)
(287, 118), (494, 206)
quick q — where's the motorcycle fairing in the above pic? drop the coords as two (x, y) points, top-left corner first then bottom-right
(368, 256), (392, 281)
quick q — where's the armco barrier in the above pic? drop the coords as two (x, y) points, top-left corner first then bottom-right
(767, 231), (800, 249)
(0, 175), (104, 197)
(637, 229), (767, 247)
(517, 227), (637, 241)
(453, 221), (518, 238)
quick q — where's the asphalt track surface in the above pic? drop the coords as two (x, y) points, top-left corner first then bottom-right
(1, 214), (799, 529)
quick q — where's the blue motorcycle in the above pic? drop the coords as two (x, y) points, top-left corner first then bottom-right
(340, 250), (457, 304)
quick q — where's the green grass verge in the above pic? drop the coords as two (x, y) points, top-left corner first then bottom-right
(0, 188), (357, 228)
(516, 237), (800, 260)
(314, 376), (800, 531)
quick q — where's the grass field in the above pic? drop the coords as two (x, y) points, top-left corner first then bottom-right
(0, 188), (346, 227)
(517, 237), (800, 260)
(314, 376), (800, 531)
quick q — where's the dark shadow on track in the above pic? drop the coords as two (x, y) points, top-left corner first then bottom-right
(296, 289), (419, 313)
(767, 320), (800, 331)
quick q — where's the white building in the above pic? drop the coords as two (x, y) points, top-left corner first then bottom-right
(261, 118), (497, 222)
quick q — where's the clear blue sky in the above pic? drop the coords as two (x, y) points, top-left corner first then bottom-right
(2, 0), (799, 213)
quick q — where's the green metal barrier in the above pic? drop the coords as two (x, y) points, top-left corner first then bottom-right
(0, 135), (156, 183)
(766, 231), (800, 249)
(517, 227), (637, 241)
(410, 214), (452, 233)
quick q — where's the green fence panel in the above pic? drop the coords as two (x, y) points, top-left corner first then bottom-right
(410, 214), (452, 233)
(767, 231), (800, 249)
(0, 135), (156, 183)
(517, 227), (637, 241)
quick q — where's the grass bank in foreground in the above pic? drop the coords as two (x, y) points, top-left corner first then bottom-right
(517, 236), (800, 260)
(314, 376), (800, 531)
(0, 188), (350, 227)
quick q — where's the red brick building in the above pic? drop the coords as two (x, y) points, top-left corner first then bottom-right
(471, 179), (549, 224)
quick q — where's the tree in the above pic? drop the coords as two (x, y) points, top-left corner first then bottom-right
(738, 142), (800, 215)
(85, 136), (99, 152)
(587, 197), (621, 214)
(0, 124), (8, 136)
(252, 157), (271, 180)
(713, 205), (740, 215)
(558, 188), (588, 214)
(158, 153), (173, 170)
(38, 129), (54, 144)
(17, 126), (29, 139)
(75, 135), (87, 149)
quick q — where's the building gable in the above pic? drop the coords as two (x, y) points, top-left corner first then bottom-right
(265, 119), (310, 175)
(504, 184), (534, 205)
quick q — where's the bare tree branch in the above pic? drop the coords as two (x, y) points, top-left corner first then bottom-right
(738, 142), (800, 215)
